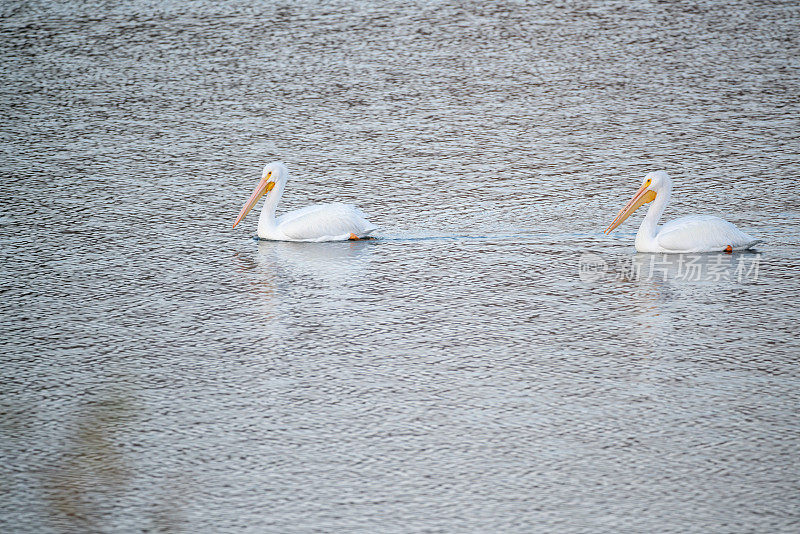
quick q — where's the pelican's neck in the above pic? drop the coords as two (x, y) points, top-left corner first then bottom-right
(258, 178), (286, 232)
(635, 186), (671, 249)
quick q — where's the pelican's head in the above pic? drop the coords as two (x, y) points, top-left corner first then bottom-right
(604, 171), (670, 234)
(233, 161), (288, 229)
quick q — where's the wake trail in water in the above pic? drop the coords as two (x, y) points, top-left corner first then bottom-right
(254, 232), (608, 243)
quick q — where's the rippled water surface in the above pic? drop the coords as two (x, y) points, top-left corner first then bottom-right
(2, 1), (800, 532)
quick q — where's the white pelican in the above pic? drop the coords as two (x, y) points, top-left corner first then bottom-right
(604, 171), (761, 253)
(232, 161), (377, 242)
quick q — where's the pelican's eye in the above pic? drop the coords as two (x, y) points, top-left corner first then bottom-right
(645, 179), (651, 186)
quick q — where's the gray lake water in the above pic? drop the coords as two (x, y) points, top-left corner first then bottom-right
(2, 1), (800, 532)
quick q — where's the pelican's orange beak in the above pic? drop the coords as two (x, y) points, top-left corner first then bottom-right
(233, 177), (275, 229)
(604, 182), (657, 234)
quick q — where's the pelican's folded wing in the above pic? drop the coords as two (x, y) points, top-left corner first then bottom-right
(278, 203), (376, 241)
(656, 215), (749, 252)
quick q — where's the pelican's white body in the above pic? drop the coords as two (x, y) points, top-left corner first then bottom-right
(259, 202), (376, 242)
(630, 172), (761, 253)
(253, 162), (377, 242)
